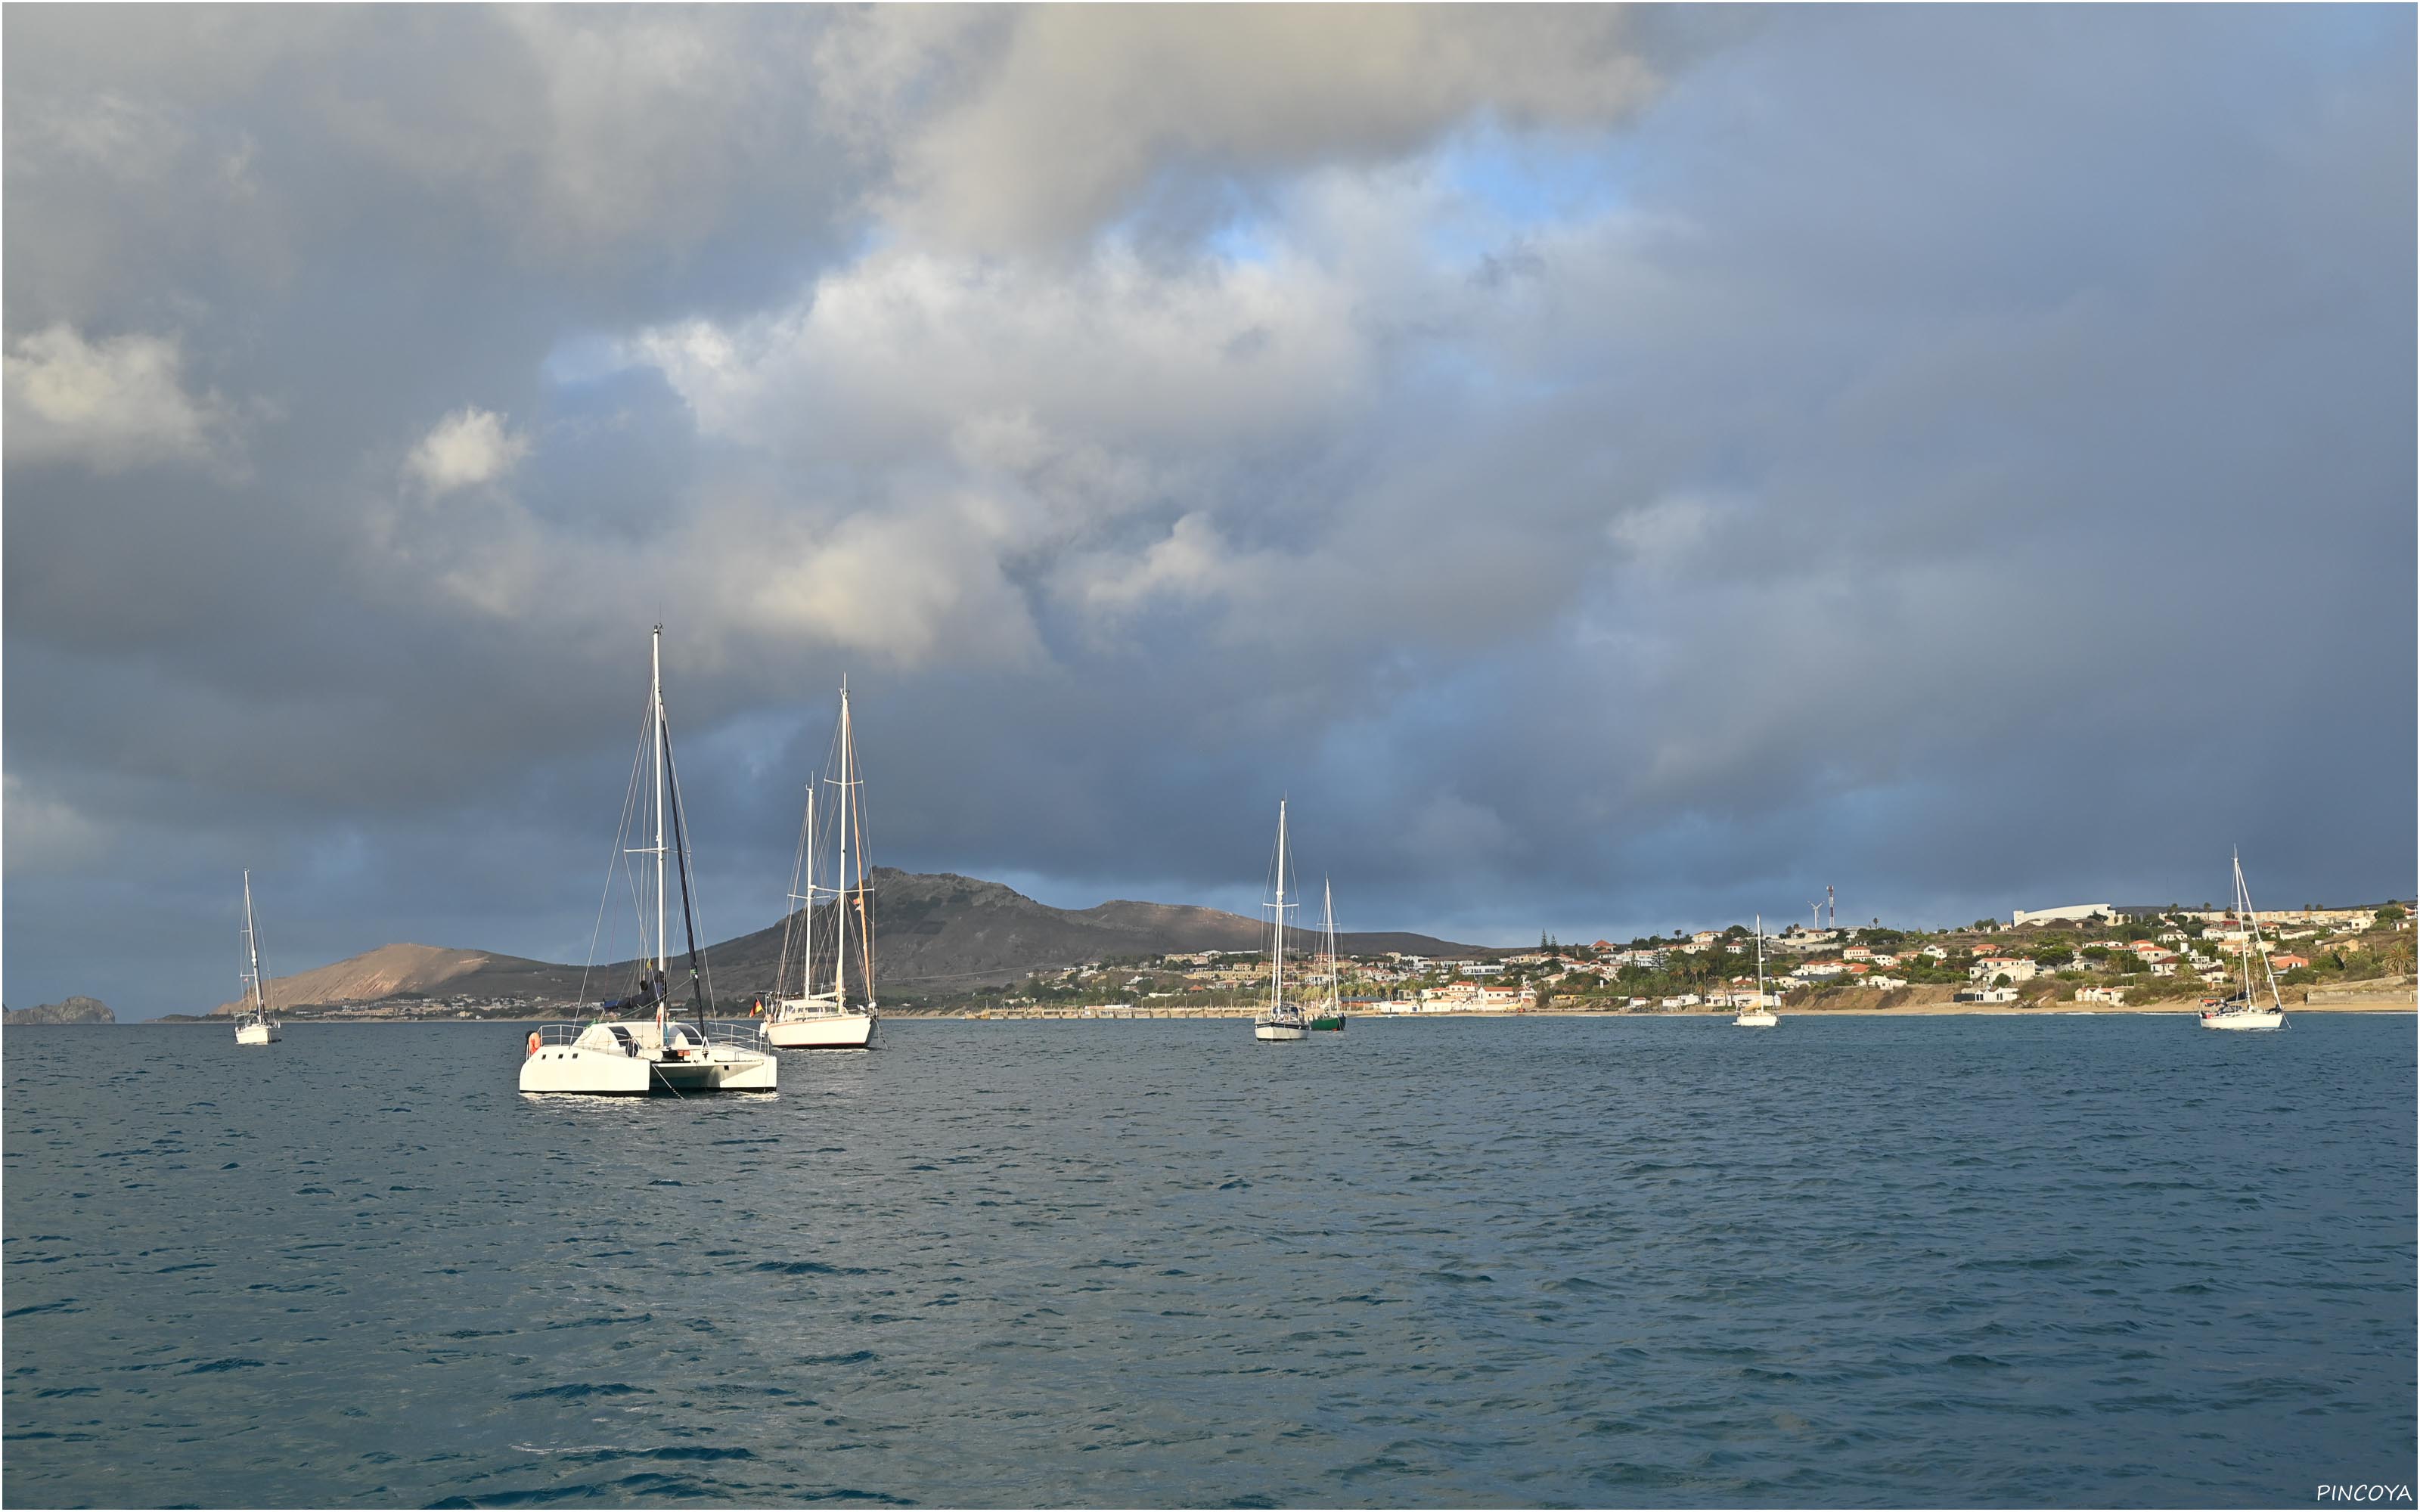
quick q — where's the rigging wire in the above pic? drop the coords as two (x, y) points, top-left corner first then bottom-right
(577, 697), (653, 1013)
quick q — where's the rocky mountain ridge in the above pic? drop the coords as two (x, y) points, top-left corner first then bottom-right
(6, 996), (117, 1025)
(213, 867), (1501, 1013)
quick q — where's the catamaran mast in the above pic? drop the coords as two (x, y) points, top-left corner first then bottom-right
(651, 625), (666, 992)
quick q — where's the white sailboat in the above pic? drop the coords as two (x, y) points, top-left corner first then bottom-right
(521, 627), (778, 1095)
(1253, 799), (1309, 1042)
(2198, 850), (2288, 1032)
(1736, 913), (1778, 1027)
(761, 683), (879, 1051)
(234, 871), (281, 1046)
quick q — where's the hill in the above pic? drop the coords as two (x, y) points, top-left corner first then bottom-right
(6, 996), (117, 1025)
(209, 943), (561, 1016)
(234, 868), (1501, 1012)
(656, 869), (1495, 1000)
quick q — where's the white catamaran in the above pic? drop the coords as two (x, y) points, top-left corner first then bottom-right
(1736, 914), (1778, 1027)
(2198, 850), (2288, 1032)
(520, 627), (778, 1095)
(761, 683), (879, 1051)
(234, 871), (281, 1046)
(1254, 799), (1310, 1042)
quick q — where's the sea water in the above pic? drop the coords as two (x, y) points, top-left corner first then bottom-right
(4, 1015), (2412, 1507)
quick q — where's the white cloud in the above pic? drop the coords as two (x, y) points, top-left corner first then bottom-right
(2, 324), (237, 472)
(883, 5), (1670, 251)
(629, 238), (1369, 466)
(404, 407), (531, 494)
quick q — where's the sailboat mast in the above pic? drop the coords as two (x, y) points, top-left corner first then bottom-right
(244, 870), (263, 1015)
(1755, 912), (1765, 1002)
(1271, 800), (1287, 1012)
(803, 788), (817, 997)
(651, 626), (667, 986)
(835, 683), (851, 1008)
(1323, 876), (1337, 1009)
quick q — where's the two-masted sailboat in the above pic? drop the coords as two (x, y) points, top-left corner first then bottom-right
(760, 683), (879, 1050)
(1736, 914), (1778, 1027)
(2198, 850), (2288, 1032)
(520, 628), (778, 1095)
(234, 871), (281, 1046)
(1307, 878), (1345, 1031)
(1254, 799), (1311, 1042)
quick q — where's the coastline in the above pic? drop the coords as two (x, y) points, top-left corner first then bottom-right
(129, 1004), (2412, 1024)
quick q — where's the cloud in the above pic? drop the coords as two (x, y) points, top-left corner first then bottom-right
(404, 406), (531, 494)
(0, 7), (2411, 1020)
(883, 5), (1681, 251)
(3, 324), (240, 472)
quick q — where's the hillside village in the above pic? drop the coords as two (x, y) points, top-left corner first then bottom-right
(963, 901), (2415, 1018)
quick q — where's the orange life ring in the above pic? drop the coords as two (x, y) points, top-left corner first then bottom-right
(526, 1030), (541, 1057)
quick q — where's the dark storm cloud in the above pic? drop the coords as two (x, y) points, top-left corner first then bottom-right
(5, 6), (2409, 1016)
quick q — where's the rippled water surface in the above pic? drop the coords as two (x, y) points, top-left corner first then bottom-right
(5, 1016), (2412, 1507)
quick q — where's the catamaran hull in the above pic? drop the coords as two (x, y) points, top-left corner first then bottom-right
(702, 1050), (780, 1090)
(521, 1046), (656, 1095)
(1255, 1021), (1309, 1042)
(521, 1038), (780, 1095)
(235, 1021), (280, 1046)
(762, 1015), (876, 1049)
(2199, 1011), (2285, 1031)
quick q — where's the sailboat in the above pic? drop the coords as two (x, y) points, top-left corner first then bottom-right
(1253, 799), (1310, 1042)
(1736, 913), (1778, 1027)
(2198, 850), (2287, 1031)
(1308, 877), (1345, 1031)
(761, 683), (879, 1051)
(520, 627), (779, 1095)
(234, 871), (281, 1046)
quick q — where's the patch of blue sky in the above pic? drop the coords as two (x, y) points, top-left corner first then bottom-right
(541, 331), (644, 389)
(1205, 215), (1280, 268)
(1425, 118), (1627, 264)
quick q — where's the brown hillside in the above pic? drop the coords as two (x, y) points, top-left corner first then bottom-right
(213, 943), (536, 1015)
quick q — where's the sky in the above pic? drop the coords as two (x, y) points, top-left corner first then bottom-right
(5, 5), (2413, 1018)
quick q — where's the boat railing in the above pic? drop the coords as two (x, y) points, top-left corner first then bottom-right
(526, 1019), (773, 1058)
(531, 1022), (597, 1052)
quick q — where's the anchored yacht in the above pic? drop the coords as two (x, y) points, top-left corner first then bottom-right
(520, 627), (777, 1095)
(234, 872), (281, 1046)
(1254, 799), (1310, 1042)
(2198, 851), (2288, 1032)
(761, 683), (878, 1051)
(1736, 914), (1778, 1027)
(1307, 878), (1345, 1032)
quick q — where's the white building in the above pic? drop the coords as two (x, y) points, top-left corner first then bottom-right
(1970, 956), (2039, 983)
